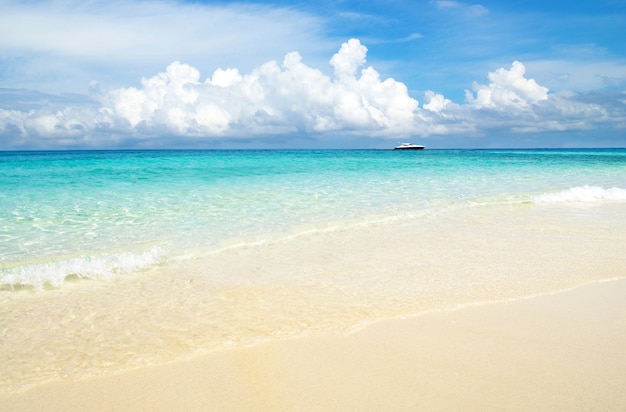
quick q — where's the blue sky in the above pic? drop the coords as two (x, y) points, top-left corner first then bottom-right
(0, 0), (625, 149)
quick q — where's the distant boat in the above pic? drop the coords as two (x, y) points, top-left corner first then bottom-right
(394, 143), (425, 150)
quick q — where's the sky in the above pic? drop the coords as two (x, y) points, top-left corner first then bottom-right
(0, 0), (625, 149)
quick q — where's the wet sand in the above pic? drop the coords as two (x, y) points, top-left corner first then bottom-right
(2, 278), (625, 411)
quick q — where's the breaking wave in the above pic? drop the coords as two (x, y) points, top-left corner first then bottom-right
(1, 246), (165, 290)
(533, 185), (626, 203)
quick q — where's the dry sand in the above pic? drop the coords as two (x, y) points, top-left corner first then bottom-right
(2, 279), (625, 411)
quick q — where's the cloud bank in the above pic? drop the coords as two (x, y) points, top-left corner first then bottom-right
(1, 39), (623, 149)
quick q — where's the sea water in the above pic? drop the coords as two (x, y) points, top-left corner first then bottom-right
(1, 148), (626, 391)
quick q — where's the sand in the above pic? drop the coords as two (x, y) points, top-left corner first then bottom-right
(1, 278), (625, 411)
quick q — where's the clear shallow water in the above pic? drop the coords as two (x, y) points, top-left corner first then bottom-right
(2, 149), (625, 288)
(1, 148), (626, 391)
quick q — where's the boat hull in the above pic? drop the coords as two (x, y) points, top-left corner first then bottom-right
(394, 146), (425, 150)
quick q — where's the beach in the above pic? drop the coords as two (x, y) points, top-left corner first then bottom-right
(2, 279), (625, 411)
(1, 149), (625, 410)
(2, 0), (626, 405)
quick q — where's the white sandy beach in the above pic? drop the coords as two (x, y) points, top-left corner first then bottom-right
(2, 278), (625, 411)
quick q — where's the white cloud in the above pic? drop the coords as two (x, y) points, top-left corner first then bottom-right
(330, 39), (368, 79)
(0, 39), (623, 148)
(466, 61), (549, 110)
(98, 39), (420, 137)
(459, 61), (613, 133)
(423, 91), (453, 112)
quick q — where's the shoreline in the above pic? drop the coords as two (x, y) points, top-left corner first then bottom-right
(2, 278), (625, 411)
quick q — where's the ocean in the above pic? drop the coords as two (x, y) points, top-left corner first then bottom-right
(2, 148), (626, 391)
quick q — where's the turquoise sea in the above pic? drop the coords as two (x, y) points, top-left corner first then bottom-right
(3, 148), (625, 289)
(1, 148), (626, 390)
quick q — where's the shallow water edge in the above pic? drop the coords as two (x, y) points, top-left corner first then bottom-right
(2, 200), (625, 392)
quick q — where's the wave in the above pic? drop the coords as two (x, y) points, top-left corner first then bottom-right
(532, 185), (626, 203)
(0, 246), (165, 290)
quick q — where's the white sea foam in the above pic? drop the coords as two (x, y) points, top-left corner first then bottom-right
(0, 246), (164, 290)
(533, 185), (626, 203)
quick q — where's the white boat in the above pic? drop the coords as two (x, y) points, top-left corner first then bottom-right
(394, 143), (425, 150)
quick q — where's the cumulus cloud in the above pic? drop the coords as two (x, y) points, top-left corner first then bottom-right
(0, 39), (623, 149)
(466, 61), (549, 110)
(96, 39), (420, 138)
